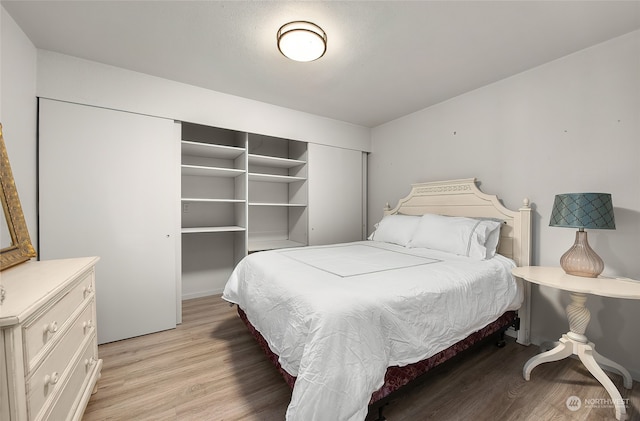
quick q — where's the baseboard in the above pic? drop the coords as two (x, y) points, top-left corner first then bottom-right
(182, 289), (223, 301)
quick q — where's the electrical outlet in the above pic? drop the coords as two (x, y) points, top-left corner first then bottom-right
(182, 203), (190, 213)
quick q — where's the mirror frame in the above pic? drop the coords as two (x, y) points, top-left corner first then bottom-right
(0, 123), (36, 270)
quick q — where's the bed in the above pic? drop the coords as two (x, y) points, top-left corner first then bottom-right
(222, 178), (532, 421)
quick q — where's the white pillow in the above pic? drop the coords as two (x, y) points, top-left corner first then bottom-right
(409, 214), (502, 259)
(369, 214), (420, 247)
(482, 219), (503, 259)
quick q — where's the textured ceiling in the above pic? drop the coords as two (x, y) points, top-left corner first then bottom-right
(3, 1), (640, 127)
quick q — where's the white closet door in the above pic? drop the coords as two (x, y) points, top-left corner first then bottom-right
(39, 99), (178, 344)
(308, 144), (365, 245)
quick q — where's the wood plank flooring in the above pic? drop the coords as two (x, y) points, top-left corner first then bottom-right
(82, 295), (639, 421)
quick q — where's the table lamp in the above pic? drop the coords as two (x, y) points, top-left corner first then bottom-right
(549, 193), (615, 278)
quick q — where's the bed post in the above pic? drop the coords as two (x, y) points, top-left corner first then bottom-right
(515, 198), (532, 346)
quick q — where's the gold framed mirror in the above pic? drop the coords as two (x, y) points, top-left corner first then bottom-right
(1, 123), (36, 270)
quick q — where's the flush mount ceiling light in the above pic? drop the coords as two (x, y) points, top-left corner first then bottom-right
(277, 21), (327, 62)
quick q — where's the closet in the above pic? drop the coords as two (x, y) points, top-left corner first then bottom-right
(39, 102), (365, 343)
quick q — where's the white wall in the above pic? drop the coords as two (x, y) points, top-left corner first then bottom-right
(0, 6), (38, 248)
(369, 30), (640, 380)
(36, 50), (371, 153)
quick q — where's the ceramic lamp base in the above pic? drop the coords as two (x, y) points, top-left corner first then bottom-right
(560, 230), (604, 278)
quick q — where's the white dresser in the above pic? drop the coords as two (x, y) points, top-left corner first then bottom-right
(0, 257), (102, 421)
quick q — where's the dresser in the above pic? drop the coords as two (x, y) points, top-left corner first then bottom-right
(0, 257), (102, 421)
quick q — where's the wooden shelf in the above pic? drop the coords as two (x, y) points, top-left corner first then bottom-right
(248, 173), (306, 183)
(182, 226), (246, 234)
(181, 141), (244, 160)
(248, 154), (305, 169)
(182, 165), (245, 178)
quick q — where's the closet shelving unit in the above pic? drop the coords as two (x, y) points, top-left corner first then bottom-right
(180, 124), (308, 298)
(180, 140), (247, 234)
(180, 124), (249, 299)
(247, 134), (308, 252)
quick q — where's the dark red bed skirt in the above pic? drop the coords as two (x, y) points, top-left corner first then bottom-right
(237, 307), (516, 404)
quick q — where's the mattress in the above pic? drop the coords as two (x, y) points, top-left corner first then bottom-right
(222, 241), (522, 421)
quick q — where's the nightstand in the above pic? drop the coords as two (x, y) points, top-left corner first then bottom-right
(512, 266), (640, 421)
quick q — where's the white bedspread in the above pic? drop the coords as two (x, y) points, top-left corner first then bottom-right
(222, 241), (522, 421)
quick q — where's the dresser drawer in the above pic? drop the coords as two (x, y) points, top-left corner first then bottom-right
(39, 335), (100, 421)
(26, 300), (96, 420)
(23, 269), (94, 371)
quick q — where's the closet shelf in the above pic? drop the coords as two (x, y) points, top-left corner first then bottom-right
(181, 140), (245, 159)
(248, 239), (306, 252)
(182, 165), (245, 178)
(249, 202), (307, 207)
(248, 154), (305, 169)
(248, 173), (306, 183)
(182, 226), (246, 234)
(182, 198), (245, 203)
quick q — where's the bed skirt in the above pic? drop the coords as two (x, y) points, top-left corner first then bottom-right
(237, 307), (517, 404)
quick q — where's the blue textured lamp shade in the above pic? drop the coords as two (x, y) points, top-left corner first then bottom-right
(549, 193), (615, 278)
(549, 193), (615, 229)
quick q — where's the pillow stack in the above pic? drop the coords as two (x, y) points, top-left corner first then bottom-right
(370, 213), (503, 260)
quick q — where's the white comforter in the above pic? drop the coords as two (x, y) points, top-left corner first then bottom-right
(222, 241), (522, 421)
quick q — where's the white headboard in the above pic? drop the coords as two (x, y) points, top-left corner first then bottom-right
(384, 178), (532, 344)
(384, 178), (531, 266)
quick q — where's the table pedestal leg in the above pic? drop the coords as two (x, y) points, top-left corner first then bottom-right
(577, 342), (630, 421)
(590, 347), (633, 389)
(523, 292), (632, 421)
(523, 336), (573, 380)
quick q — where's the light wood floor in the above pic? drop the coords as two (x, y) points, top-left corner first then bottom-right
(82, 295), (639, 421)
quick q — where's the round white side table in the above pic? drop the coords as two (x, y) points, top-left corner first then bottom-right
(512, 266), (640, 421)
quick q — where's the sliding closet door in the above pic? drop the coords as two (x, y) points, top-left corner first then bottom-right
(39, 99), (178, 344)
(308, 144), (366, 245)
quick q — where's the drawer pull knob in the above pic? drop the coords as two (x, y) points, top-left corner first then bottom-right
(83, 285), (94, 296)
(85, 357), (97, 368)
(44, 372), (60, 386)
(83, 320), (94, 331)
(43, 321), (58, 335)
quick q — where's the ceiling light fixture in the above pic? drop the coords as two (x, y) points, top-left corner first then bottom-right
(277, 21), (327, 62)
